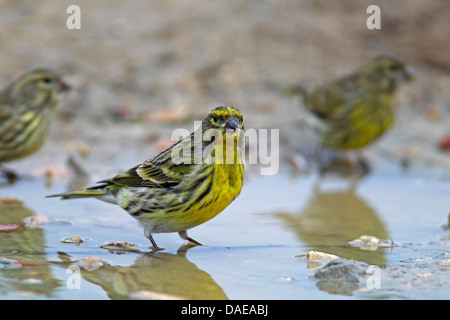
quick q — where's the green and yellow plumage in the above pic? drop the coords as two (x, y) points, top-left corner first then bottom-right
(0, 69), (70, 165)
(48, 106), (245, 251)
(287, 56), (414, 150)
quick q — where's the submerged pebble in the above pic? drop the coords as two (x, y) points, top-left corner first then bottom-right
(23, 214), (50, 228)
(348, 235), (394, 251)
(0, 257), (23, 269)
(0, 224), (21, 232)
(75, 256), (104, 271)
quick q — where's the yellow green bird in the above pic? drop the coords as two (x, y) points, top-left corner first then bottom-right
(0, 69), (70, 181)
(48, 106), (245, 251)
(286, 56), (414, 173)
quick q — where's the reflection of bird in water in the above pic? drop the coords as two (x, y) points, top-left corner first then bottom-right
(0, 199), (60, 297)
(54, 251), (228, 300)
(275, 186), (389, 266)
(282, 56), (414, 177)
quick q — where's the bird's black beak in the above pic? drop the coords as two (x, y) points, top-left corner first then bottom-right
(224, 118), (238, 132)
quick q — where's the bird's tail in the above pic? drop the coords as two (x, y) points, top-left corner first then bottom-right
(46, 180), (114, 201)
(278, 84), (307, 99)
(46, 189), (107, 200)
(264, 80), (308, 101)
(275, 84), (310, 108)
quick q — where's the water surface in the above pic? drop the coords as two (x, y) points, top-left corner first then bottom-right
(1, 158), (449, 299)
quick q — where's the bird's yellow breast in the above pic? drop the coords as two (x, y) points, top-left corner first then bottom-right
(323, 94), (395, 150)
(192, 162), (244, 219)
(171, 142), (244, 231)
(124, 133), (245, 234)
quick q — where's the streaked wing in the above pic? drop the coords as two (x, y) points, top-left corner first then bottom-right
(306, 74), (360, 125)
(111, 133), (196, 189)
(0, 105), (14, 126)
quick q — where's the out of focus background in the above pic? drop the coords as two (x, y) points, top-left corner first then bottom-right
(1, 0), (450, 300)
(0, 0), (449, 176)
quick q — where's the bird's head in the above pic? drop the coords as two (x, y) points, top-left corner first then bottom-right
(203, 106), (244, 135)
(198, 106), (245, 164)
(363, 56), (414, 92)
(9, 69), (70, 108)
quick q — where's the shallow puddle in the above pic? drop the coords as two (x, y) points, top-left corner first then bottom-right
(1, 157), (449, 299)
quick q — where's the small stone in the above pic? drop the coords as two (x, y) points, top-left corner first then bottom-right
(313, 259), (371, 296)
(302, 251), (339, 269)
(75, 256), (104, 271)
(100, 240), (141, 253)
(348, 235), (393, 251)
(0, 224), (21, 232)
(0, 257), (23, 269)
(62, 235), (84, 244)
(23, 214), (50, 228)
(417, 273), (432, 278)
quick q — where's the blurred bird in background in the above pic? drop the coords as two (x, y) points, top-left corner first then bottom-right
(0, 69), (70, 182)
(283, 56), (414, 175)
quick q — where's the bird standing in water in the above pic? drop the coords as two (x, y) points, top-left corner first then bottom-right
(48, 106), (245, 251)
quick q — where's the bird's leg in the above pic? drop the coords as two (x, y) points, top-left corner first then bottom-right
(178, 230), (203, 246)
(144, 226), (161, 251)
(147, 234), (161, 252)
(317, 150), (354, 177)
(356, 151), (371, 176)
(347, 151), (371, 190)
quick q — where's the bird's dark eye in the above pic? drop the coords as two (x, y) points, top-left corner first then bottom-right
(42, 77), (53, 84)
(212, 116), (218, 122)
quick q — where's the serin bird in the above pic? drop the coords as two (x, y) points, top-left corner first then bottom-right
(48, 106), (245, 251)
(0, 69), (70, 181)
(285, 56), (414, 173)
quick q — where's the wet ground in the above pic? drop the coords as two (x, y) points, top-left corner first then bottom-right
(1, 0), (450, 300)
(1, 156), (450, 300)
